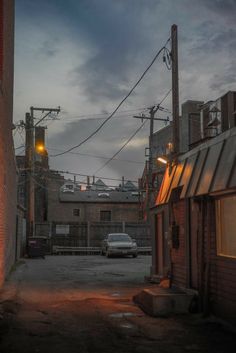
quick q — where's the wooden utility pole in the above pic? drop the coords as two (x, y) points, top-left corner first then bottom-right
(25, 112), (34, 244)
(25, 106), (60, 250)
(134, 108), (168, 222)
(171, 24), (180, 155)
(147, 106), (157, 222)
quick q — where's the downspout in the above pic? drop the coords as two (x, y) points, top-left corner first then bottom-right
(186, 198), (191, 288)
(203, 197), (212, 316)
(198, 197), (205, 312)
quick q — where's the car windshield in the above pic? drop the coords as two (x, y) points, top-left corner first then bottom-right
(108, 234), (132, 242)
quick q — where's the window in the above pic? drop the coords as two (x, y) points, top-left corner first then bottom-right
(100, 210), (111, 221)
(216, 195), (236, 258)
(73, 209), (80, 217)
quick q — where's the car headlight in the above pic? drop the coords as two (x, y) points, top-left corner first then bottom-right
(132, 243), (137, 248)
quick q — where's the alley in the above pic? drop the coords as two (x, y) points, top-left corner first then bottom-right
(0, 256), (235, 353)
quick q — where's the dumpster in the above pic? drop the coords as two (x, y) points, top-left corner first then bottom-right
(28, 236), (47, 258)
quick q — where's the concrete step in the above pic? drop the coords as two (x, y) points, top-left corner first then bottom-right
(133, 286), (195, 317)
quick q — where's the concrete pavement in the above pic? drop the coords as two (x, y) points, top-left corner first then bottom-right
(0, 255), (235, 353)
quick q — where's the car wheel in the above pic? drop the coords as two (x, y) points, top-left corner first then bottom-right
(106, 249), (110, 258)
(133, 254), (138, 258)
(101, 249), (104, 256)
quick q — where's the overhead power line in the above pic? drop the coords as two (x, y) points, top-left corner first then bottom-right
(61, 107), (150, 121)
(32, 176), (146, 193)
(51, 169), (138, 184)
(18, 166), (139, 184)
(15, 145), (25, 150)
(47, 147), (144, 165)
(50, 38), (170, 157)
(93, 88), (172, 175)
(94, 120), (148, 175)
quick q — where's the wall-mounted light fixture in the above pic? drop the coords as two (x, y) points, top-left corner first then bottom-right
(157, 156), (168, 164)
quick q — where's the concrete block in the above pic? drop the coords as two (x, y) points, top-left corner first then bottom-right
(133, 288), (195, 317)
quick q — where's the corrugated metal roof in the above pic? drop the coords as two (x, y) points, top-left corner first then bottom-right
(186, 149), (207, 198)
(166, 160), (186, 202)
(196, 141), (224, 196)
(156, 165), (176, 205)
(180, 153), (198, 198)
(212, 135), (236, 191)
(156, 126), (236, 205)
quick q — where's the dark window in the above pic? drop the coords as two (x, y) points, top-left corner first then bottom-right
(73, 209), (80, 217)
(100, 210), (111, 221)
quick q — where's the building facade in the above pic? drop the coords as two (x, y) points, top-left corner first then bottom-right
(47, 176), (140, 223)
(180, 100), (203, 153)
(152, 97), (236, 324)
(0, 0), (16, 287)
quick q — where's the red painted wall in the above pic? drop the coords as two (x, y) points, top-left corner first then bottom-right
(0, 0), (3, 78)
(0, 0), (16, 287)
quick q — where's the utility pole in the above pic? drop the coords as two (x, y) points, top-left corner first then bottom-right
(25, 106), (60, 249)
(147, 106), (157, 222)
(171, 24), (180, 155)
(25, 112), (34, 245)
(134, 107), (169, 222)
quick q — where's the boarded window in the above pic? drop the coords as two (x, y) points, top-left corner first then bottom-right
(100, 210), (111, 221)
(56, 225), (70, 235)
(216, 195), (236, 259)
(73, 209), (80, 217)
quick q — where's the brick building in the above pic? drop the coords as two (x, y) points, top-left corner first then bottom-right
(0, 0), (17, 287)
(180, 100), (203, 152)
(152, 91), (236, 324)
(47, 175), (140, 223)
(140, 93), (236, 221)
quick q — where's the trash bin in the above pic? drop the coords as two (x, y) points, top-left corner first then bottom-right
(28, 236), (47, 258)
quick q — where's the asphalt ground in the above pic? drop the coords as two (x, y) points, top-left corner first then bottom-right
(0, 255), (235, 353)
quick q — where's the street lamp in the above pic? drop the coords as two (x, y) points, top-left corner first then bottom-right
(35, 144), (45, 154)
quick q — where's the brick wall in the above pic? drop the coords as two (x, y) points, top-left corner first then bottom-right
(0, 0), (3, 78)
(47, 176), (139, 223)
(0, 0), (16, 287)
(48, 199), (139, 223)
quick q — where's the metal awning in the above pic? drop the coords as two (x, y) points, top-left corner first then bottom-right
(156, 127), (236, 205)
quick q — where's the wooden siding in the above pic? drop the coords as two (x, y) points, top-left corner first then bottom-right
(195, 198), (236, 324)
(171, 199), (187, 288)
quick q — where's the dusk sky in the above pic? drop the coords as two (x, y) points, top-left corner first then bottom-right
(14, 0), (236, 186)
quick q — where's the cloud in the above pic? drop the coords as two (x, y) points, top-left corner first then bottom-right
(198, 0), (236, 25)
(39, 40), (59, 58)
(65, 0), (163, 102)
(14, 0), (236, 183)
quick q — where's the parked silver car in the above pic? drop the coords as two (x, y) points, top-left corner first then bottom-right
(101, 233), (138, 258)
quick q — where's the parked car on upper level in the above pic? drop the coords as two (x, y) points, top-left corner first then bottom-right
(101, 233), (138, 258)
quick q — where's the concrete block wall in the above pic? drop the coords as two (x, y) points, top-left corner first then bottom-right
(0, 0), (16, 287)
(48, 200), (139, 223)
